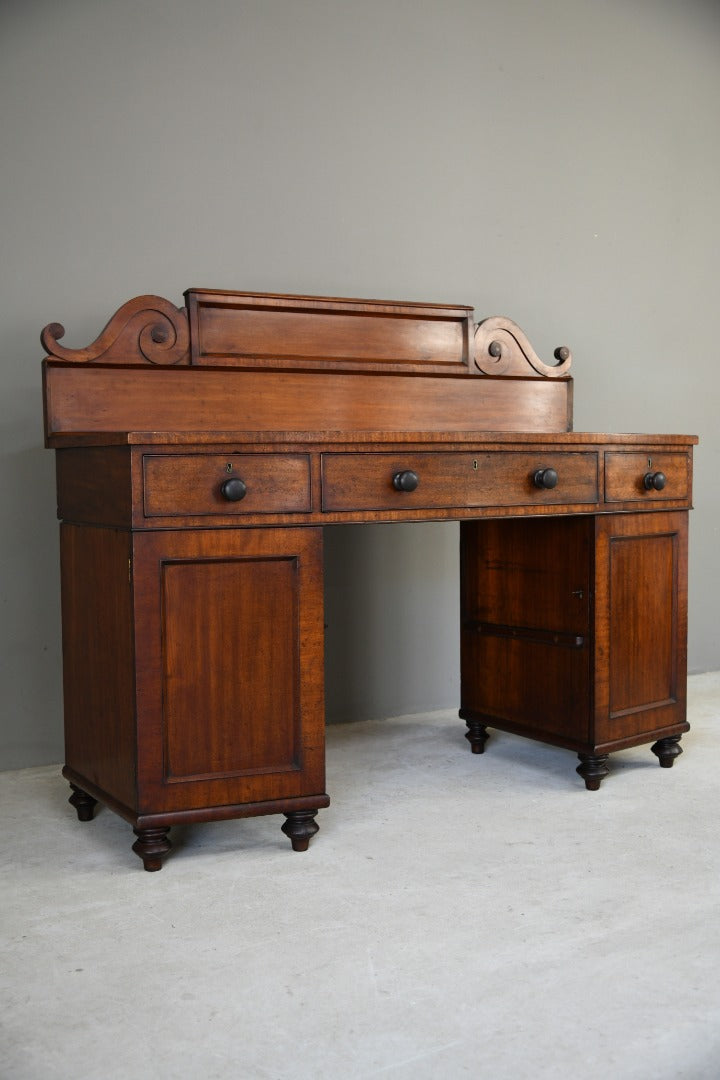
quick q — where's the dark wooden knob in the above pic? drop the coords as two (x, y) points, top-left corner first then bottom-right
(220, 477), (247, 501)
(533, 467), (558, 490)
(393, 470), (419, 492)
(644, 471), (666, 491)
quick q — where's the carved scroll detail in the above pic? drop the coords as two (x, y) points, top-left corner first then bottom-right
(41, 295), (190, 365)
(474, 316), (572, 378)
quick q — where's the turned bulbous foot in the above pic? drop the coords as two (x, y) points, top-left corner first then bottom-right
(68, 784), (98, 822)
(281, 810), (319, 852)
(576, 753), (610, 791)
(464, 719), (490, 755)
(132, 827), (172, 871)
(651, 735), (684, 768)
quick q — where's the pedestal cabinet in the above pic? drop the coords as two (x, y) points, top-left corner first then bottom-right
(460, 510), (689, 786)
(60, 522), (327, 868)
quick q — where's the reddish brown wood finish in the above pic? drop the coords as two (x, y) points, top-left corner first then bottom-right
(42, 295), (189, 365)
(60, 524), (137, 809)
(56, 447), (134, 528)
(186, 290), (475, 374)
(42, 288), (697, 867)
(49, 429), (695, 449)
(42, 362), (573, 443)
(593, 511), (688, 746)
(474, 315), (572, 377)
(462, 516), (593, 637)
(60, 523), (327, 868)
(51, 437), (695, 533)
(132, 527), (326, 814)
(322, 450), (598, 512)
(460, 510), (690, 786)
(460, 517), (593, 746)
(605, 451), (690, 503)
(142, 453), (312, 518)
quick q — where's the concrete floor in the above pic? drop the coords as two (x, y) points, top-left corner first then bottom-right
(3, 671), (720, 1080)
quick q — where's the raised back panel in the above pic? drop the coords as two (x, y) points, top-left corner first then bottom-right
(41, 290), (574, 443)
(185, 290), (474, 374)
(43, 362), (572, 442)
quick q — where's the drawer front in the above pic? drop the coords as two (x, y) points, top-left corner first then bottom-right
(605, 452), (689, 503)
(322, 451), (599, 512)
(143, 454), (312, 517)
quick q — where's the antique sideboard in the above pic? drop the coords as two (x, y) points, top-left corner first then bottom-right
(41, 289), (697, 870)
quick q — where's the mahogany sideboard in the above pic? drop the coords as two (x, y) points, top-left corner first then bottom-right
(41, 289), (697, 870)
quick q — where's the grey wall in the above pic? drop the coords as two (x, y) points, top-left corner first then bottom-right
(2, 0), (719, 767)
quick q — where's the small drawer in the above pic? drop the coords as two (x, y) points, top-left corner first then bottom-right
(604, 452), (689, 503)
(322, 451), (599, 512)
(143, 454), (312, 517)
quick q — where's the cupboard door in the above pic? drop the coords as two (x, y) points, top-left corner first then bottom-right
(460, 517), (593, 746)
(132, 527), (325, 813)
(593, 511), (688, 746)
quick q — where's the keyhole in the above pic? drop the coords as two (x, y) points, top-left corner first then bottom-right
(226, 463), (233, 472)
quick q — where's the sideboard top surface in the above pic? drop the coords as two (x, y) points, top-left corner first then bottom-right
(44, 427), (698, 449)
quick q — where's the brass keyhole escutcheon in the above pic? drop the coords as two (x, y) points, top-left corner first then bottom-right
(473, 459), (479, 471)
(648, 457), (652, 469)
(226, 463), (233, 472)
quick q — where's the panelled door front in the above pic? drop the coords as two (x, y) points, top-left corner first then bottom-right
(593, 510), (688, 747)
(132, 527), (325, 813)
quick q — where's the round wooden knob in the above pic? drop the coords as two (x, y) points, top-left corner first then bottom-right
(644, 471), (666, 491)
(533, 467), (558, 490)
(393, 470), (419, 492)
(220, 477), (247, 501)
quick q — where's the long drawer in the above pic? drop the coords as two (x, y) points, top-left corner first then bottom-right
(322, 451), (599, 512)
(143, 453), (312, 517)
